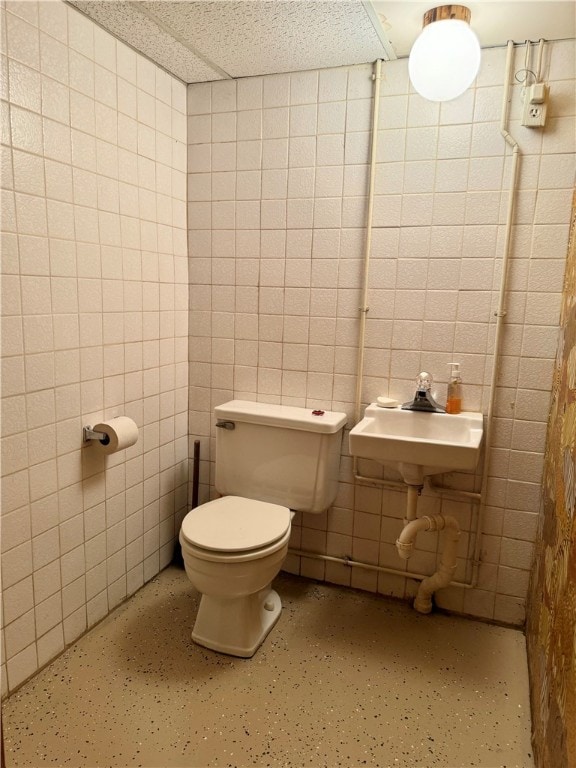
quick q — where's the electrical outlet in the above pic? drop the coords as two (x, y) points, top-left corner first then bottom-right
(522, 101), (548, 127)
(522, 83), (549, 128)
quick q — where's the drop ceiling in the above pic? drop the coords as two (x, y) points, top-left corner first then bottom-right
(68, 0), (576, 84)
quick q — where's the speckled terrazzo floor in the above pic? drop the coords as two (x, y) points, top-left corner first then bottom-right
(2, 567), (533, 768)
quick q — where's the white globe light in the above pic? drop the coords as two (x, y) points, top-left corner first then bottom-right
(408, 19), (481, 102)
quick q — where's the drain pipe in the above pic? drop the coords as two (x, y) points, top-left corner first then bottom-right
(396, 514), (461, 614)
(405, 485), (419, 524)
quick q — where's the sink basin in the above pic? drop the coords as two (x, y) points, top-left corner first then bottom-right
(349, 404), (483, 484)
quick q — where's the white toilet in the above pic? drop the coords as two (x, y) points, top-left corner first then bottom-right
(179, 399), (347, 657)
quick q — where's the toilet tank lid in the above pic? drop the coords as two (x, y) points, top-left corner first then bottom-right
(215, 400), (347, 434)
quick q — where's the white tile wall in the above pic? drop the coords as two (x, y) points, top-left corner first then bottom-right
(187, 42), (575, 628)
(1, 1), (188, 696)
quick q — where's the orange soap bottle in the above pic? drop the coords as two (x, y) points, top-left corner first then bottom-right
(446, 362), (462, 414)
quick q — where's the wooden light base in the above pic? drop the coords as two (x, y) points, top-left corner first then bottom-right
(423, 5), (471, 27)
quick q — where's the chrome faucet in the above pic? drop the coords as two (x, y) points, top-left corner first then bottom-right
(402, 372), (446, 413)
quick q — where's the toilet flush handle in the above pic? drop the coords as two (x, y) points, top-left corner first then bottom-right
(216, 420), (235, 430)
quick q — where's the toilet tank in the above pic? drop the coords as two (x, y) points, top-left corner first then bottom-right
(214, 400), (347, 513)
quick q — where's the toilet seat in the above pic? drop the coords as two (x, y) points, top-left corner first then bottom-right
(180, 496), (291, 558)
(180, 526), (292, 564)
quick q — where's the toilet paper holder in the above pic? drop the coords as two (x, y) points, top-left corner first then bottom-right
(83, 425), (109, 444)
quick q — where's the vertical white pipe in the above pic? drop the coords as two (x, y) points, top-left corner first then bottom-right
(535, 39), (545, 82)
(354, 59), (382, 426)
(405, 485), (419, 523)
(470, 41), (521, 587)
(523, 38), (531, 75)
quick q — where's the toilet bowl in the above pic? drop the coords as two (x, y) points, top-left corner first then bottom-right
(179, 495), (292, 657)
(179, 399), (347, 658)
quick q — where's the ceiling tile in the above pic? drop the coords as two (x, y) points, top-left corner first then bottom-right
(69, 0), (225, 82)
(68, 0), (392, 83)
(143, 1), (390, 78)
(68, 0), (576, 83)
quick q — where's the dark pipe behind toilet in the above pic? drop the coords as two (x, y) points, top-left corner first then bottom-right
(173, 439), (200, 568)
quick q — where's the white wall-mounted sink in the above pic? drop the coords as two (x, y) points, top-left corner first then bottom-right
(349, 404), (484, 485)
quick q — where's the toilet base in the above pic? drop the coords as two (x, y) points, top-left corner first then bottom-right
(191, 586), (282, 658)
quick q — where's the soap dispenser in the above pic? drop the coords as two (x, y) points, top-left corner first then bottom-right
(446, 362), (462, 414)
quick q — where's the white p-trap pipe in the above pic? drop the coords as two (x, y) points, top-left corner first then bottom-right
(395, 514), (461, 614)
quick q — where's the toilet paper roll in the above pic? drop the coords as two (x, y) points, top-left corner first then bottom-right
(92, 416), (139, 455)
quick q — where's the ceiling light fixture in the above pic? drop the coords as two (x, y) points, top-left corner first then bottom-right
(408, 5), (481, 102)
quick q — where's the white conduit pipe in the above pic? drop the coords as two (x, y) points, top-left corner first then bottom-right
(395, 515), (461, 614)
(465, 39), (521, 588)
(287, 548), (479, 592)
(353, 58), (382, 427)
(535, 39), (545, 82)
